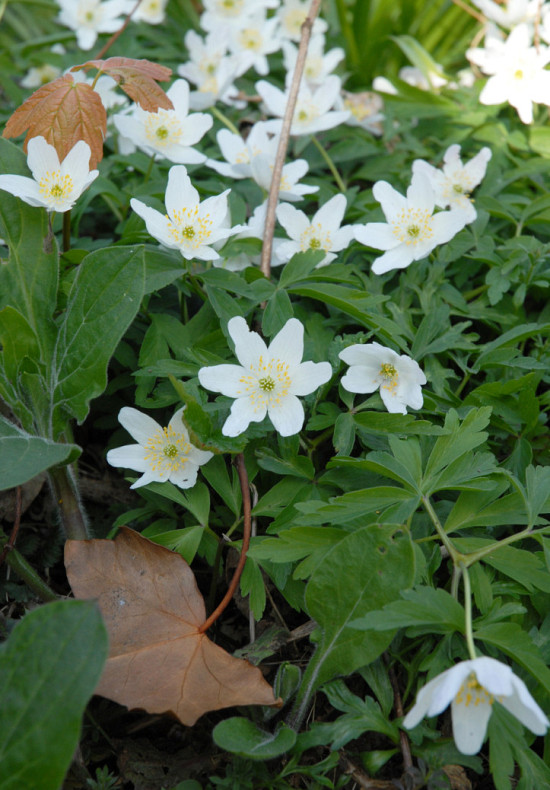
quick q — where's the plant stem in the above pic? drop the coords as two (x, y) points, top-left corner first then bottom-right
(62, 210), (71, 252)
(0, 486), (22, 568)
(93, 0), (143, 59)
(260, 0), (322, 278)
(311, 135), (346, 193)
(3, 546), (58, 602)
(211, 105), (240, 135)
(199, 453), (251, 633)
(461, 563), (477, 660)
(421, 494), (463, 565)
(49, 465), (89, 540)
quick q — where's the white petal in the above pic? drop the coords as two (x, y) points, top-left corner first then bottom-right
(354, 222), (397, 251)
(502, 678), (550, 735)
(117, 407), (161, 445)
(339, 342), (389, 367)
(372, 181), (407, 221)
(165, 165), (198, 216)
(170, 464), (199, 489)
(451, 697), (492, 755)
(0, 175), (46, 208)
(60, 140), (93, 189)
(407, 172), (435, 214)
(276, 203), (309, 241)
(290, 361), (332, 395)
(340, 366), (381, 395)
(131, 468), (168, 489)
(26, 136), (60, 182)
(198, 363), (250, 397)
(130, 199), (174, 247)
(371, 245), (414, 274)
(167, 78), (190, 116)
(106, 444), (149, 472)
(431, 210), (468, 245)
(223, 396), (265, 436)
(268, 318), (304, 369)
(268, 394), (305, 436)
(227, 316), (268, 370)
(313, 194), (347, 234)
(187, 446), (214, 466)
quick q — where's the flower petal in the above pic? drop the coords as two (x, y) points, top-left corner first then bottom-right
(117, 407), (162, 445)
(371, 245), (414, 274)
(198, 363), (250, 397)
(268, 318), (304, 369)
(290, 360), (332, 395)
(227, 316), (268, 370)
(26, 135), (60, 181)
(165, 165), (199, 216)
(223, 396), (265, 436)
(130, 199), (174, 248)
(276, 202), (309, 241)
(354, 222), (397, 251)
(106, 444), (149, 472)
(0, 175), (46, 208)
(268, 394), (305, 436)
(451, 696), (492, 755)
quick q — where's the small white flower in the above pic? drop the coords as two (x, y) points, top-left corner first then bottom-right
(467, 23), (550, 124)
(282, 35), (344, 87)
(335, 90), (385, 136)
(198, 317), (332, 437)
(403, 656), (549, 755)
(130, 164), (242, 261)
(398, 65), (448, 91)
(200, 0), (278, 32)
(113, 79), (213, 164)
(354, 172), (468, 275)
(132, 0), (168, 24)
(275, 0), (328, 41)
(256, 76), (350, 136)
(215, 202), (287, 271)
(107, 407), (213, 489)
(339, 342), (426, 414)
(471, 0), (541, 29)
(21, 63), (62, 89)
(225, 12), (283, 76)
(412, 144), (492, 223)
(0, 136), (99, 213)
(56, 0), (131, 51)
(276, 194), (355, 267)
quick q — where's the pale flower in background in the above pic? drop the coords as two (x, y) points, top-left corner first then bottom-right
(467, 23), (550, 123)
(178, 36), (247, 111)
(403, 656), (549, 755)
(276, 194), (356, 267)
(132, 0), (168, 24)
(227, 12), (283, 76)
(113, 79), (213, 163)
(21, 63), (62, 88)
(339, 342), (426, 414)
(412, 144), (492, 223)
(336, 90), (385, 136)
(214, 202), (287, 271)
(275, 0), (328, 41)
(470, 0), (542, 29)
(0, 136), (98, 212)
(56, 0), (131, 50)
(198, 317), (332, 437)
(107, 407), (213, 489)
(354, 172), (468, 275)
(282, 35), (345, 87)
(199, 0), (278, 32)
(399, 65), (448, 91)
(256, 75), (350, 136)
(250, 156), (318, 202)
(130, 165), (242, 261)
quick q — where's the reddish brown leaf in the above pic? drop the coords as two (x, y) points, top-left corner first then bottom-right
(73, 57), (174, 112)
(3, 74), (106, 168)
(64, 528), (281, 725)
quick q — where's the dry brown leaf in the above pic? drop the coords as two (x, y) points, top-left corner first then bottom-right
(3, 74), (106, 168)
(64, 527), (281, 725)
(73, 57), (174, 112)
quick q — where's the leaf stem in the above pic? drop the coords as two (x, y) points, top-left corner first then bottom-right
(49, 465), (89, 541)
(461, 563), (477, 660)
(2, 544), (58, 602)
(260, 0), (322, 279)
(310, 135), (346, 193)
(421, 494), (463, 565)
(210, 105), (240, 135)
(199, 453), (251, 633)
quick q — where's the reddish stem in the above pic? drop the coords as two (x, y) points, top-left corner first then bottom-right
(199, 453), (251, 633)
(0, 486), (22, 567)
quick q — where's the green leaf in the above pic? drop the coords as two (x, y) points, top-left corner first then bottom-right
(302, 524), (415, 692)
(278, 249), (325, 287)
(146, 525), (204, 564)
(294, 487), (418, 526)
(0, 414), (80, 489)
(0, 600), (108, 790)
(261, 288), (293, 336)
(349, 586), (464, 635)
(0, 306), (40, 382)
(455, 538), (550, 593)
(212, 718), (296, 759)
(256, 449), (315, 479)
(241, 557), (267, 620)
(353, 411), (443, 436)
(52, 245), (145, 432)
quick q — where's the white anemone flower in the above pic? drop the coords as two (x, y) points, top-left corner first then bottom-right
(21, 63), (62, 88)
(113, 79), (213, 164)
(0, 136), (98, 213)
(354, 172), (468, 275)
(335, 90), (385, 136)
(178, 30), (247, 110)
(107, 407), (213, 489)
(467, 23), (550, 124)
(200, 0), (278, 32)
(282, 35), (345, 87)
(250, 156), (319, 202)
(275, 0), (328, 41)
(130, 165), (242, 261)
(198, 317), (332, 437)
(403, 656), (549, 755)
(256, 76), (350, 136)
(227, 13), (283, 76)
(215, 202), (287, 271)
(276, 194), (356, 267)
(412, 144), (492, 223)
(56, 0), (131, 51)
(339, 342), (426, 414)
(132, 0), (168, 24)
(471, 0), (541, 29)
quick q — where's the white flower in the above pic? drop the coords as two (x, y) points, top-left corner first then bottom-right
(275, 0), (328, 41)
(112, 79), (213, 164)
(56, 0), (131, 51)
(276, 194), (355, 267)
(467, 23), (550, 124)
(215, 202), (287, 271)
(471, 0), (541, 29)
(335, 90), (384, 136)
(398, 65), (448, 91)
(132, 0), (168, 24)
(339, 342), (426, 414)
(198, 317), (332, 436)
(200, 0), (278, 32)
(282, 35), (344, 87)
(0, 136), (98, 213)
(403, 656), (549, 755)
(107, 407), (213, 489)
(226, 13), (283, 76)
(178, 30), (248, 110)
(256, 76), (350, 136)
(130, 164), (242, 261)
(354, 172), (468, 275)
(21, 63), (62, 89)
(412, 144), (492, 223)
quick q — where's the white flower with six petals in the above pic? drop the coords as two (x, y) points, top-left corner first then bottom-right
(56, 0), (131, 51)
(339, 342), (426, 414)
(198, 317), (332, 436)
(256, 76), (350, 136)
(403, 656), (549, 755)
(107, 407), (213, 489)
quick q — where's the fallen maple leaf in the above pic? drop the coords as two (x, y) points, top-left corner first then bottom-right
(73, 57), (174, 112)
(3, 74), (106, 169)
(64, 527), (281, 725)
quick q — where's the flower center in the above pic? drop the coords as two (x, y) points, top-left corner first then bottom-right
(284, 8), (306, 36)
(38, 171), (74, 207)
(453, 183), (465, 194)
(144, 110), (183, 147)
(514, 68), (524, 80)
(144, 427), (191, 473)
(300, 223), (331, 252)
(239, 28), (261, 50)
(379, 362), (398, 393)
(218, 0), (243, 15)
(455, 673), (497, 708)
(236, 356), (292, 411)
(167, 206), (213, 248)
(392, 208), (434, 246)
